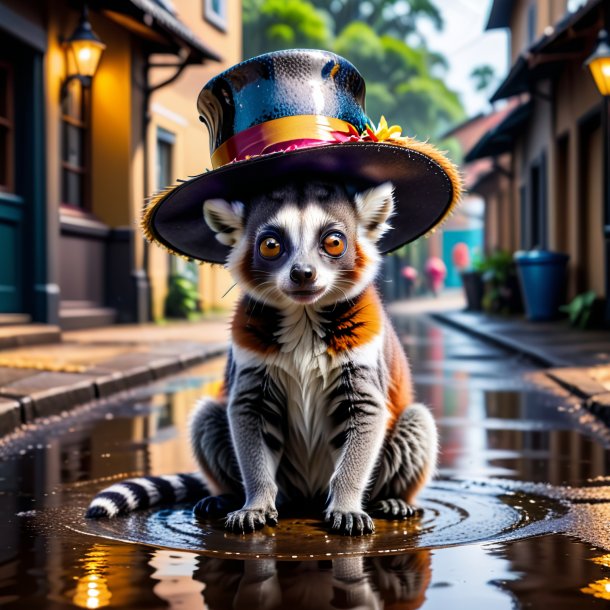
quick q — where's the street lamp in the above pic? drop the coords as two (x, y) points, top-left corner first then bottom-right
(585, 28), (610, 325)
(63, 5), (105, 93)
(586, 30), (610, 94)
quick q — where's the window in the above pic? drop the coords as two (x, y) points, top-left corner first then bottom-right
(61, 78), (90, 208)
(204, 0), (227, 32)
(0, 60), (14, 193)
(521, 153), (548, 249)
(156, 127), (175, 191)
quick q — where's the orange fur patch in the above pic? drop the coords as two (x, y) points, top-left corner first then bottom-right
(231, 298), (281, 356)
(404, 464), (430, 506)
(325, 286), (382, 356)
(344, 242), (368, 284)
(384, 328), (413, 428)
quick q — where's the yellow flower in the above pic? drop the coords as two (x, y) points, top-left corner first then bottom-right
(372, 116), (404, 141)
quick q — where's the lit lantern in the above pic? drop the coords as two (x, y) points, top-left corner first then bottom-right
(66, 6), (106, 84)
(586, 29), (610, 96)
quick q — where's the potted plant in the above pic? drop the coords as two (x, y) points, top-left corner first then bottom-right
(164, 273), (201, 319)
(460, 251), (485, 311)
(481, 250), (523, 315)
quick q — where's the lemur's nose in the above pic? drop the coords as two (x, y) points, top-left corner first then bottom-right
(290, 264), (317, 285)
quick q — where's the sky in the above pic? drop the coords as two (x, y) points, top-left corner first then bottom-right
(420, 0), (509, 118)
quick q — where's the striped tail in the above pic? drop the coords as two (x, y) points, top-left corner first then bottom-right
(85, 473), (209, 519)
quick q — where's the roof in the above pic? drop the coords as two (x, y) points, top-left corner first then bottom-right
(94, 0), (222, 63)
(489, 0), (604, 102)
(443, 100), (520, 153)
(486, 0), (514, 30)
(464, 101), (532, 162)
(490, 55), (532, 102)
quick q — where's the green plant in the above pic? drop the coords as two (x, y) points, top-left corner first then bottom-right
(164, 273), (200, 319)
(471, 250), (485, 273)
(479, 250), (522, 314)
(560, 291), (603, 329)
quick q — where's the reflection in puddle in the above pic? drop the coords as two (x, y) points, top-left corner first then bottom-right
(193, 554), (429, 610)
(149, 550), (205, 610)
(71, 547), (112, 609)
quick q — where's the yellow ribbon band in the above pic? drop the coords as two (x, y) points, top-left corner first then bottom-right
(211, 115), (358, 169)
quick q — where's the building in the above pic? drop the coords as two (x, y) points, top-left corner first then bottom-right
(0, 0), (241, 329)
(465, 0), (609, 311)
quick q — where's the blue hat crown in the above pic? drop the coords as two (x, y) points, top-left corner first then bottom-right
(197, 49), (371, 155)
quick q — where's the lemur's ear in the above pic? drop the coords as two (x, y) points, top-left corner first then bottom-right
(354, 182), (395, 242)
(203, 199), (245, 246)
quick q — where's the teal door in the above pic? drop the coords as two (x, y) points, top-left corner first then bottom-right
(0, 36), (24, 313)
(0, 28), (47, 319)
(0, 195), (24, 312)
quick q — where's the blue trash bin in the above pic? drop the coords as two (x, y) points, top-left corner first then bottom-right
(514, 250), (569, 321)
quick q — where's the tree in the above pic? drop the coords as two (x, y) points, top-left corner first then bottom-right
(243, 0), (333, 58)
(310, 0), (443, 42)
(470, 64), (496, 92)
(242, 0), (464, 139)
(333, 21), (463, 137)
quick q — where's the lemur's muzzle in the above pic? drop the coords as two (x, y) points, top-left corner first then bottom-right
(289, 264), (317, 286)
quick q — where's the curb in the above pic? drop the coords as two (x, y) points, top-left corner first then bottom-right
(0, 342), (228, 439)
(429, 312), (558, 367)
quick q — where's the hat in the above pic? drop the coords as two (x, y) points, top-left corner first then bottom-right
(142, 49), (462, 264)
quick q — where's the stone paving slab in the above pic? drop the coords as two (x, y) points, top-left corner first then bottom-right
(0, 371), (98, 419)
(0, 324), (61, 349)
(0, 397), (22, 436)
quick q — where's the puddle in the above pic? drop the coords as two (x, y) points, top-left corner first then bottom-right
(44, 479), (565, 559)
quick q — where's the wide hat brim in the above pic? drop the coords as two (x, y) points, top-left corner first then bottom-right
(143, 139), (462, 264)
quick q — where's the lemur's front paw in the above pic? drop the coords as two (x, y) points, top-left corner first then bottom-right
(225, 508), (279, 533)
(193, 494), (241, 519)
(326, 510), (375, 536)
(369, 499), (423, 520)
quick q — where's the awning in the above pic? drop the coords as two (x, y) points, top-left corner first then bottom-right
(486, 0), (514, 30)
(490, 55), (529, 102)
(488, 0), (603, 102)
(464, 102), (532, 162)
(92, 0), (222, 63)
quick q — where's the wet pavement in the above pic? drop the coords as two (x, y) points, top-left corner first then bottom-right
(2, 315), (610, 609)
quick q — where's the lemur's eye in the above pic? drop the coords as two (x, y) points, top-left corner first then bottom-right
(258, 236), (282, 259)
(322, 232), (347, 257)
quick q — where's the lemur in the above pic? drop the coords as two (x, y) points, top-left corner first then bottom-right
(86, 179), (438, 536)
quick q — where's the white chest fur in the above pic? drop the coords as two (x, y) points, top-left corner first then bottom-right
(272, 306), (339, 494)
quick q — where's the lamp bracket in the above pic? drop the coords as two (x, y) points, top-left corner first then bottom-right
(60, 74), (92, 99)
(146, 55), (191, 94)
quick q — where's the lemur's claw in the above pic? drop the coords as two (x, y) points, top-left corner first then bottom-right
(225, 508), (278, 533)
(193, 494), (241, 519)
(369, 499), (423, 520)
(326, 510), (375, 536)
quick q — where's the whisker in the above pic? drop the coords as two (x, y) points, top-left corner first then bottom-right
(221, 283), (237, 299)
